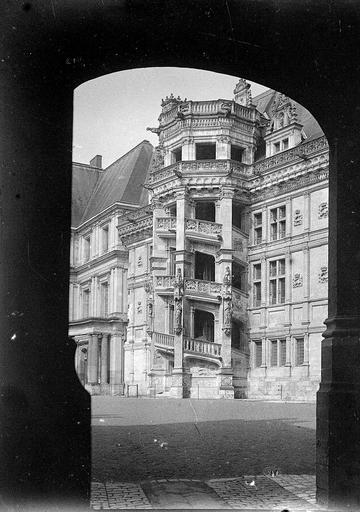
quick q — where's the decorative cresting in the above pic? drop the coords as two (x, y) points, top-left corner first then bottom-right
(144, 275), (154, 335)
(174, 268), (184, 335)
(268, 93), (298, 133)
(222, 266), (233, 336)
(183, 336), (222, 358)
(233, 78), (253, 107)
(185, 218), (222, 236)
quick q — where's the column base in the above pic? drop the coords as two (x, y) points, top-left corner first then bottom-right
(169, 370), (191, 398)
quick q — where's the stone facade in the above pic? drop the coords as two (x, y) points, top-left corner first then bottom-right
(70, 80), (328, 401)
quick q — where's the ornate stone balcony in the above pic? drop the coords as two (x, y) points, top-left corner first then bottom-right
(148, 159), (252, 185)
(153, 332), (175, 350)
(154, 275), (175, 294)
(183, 336), (222, 359)
(185, 218), (222, 242)
(184, 278), (222, 301)
(155, 217), (177, 235)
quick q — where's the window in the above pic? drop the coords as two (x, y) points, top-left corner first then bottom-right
(269, 258), (285, 304)
(168, 205), (176, 217)
(232, 261), (246, 291)
(231, 145), (243, 162)
(296, 338), (304, 366)
(169, 247), (176, 275)
(82, 289), (90, 318)
(274, 139), (289, 153)
(83, 235), (91, 261)
(195, 201), (215, 222)
(279, 339), (287, 366)
(101, 282), (109, 317)
(195, 143), (216, 160)
(253, 212), (263, 244)
(255, 341), (262, 367)
(253, 263), (262, 307)
(270, 205), (286, 240)
(101, 225), (109, 253)
(270, 340), (278, 366)
(173, 147), (182, 162)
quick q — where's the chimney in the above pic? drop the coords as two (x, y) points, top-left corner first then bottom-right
(90, 155), (102, 169)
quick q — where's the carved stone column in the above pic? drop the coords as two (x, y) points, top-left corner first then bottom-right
(110, 333), (124, 395)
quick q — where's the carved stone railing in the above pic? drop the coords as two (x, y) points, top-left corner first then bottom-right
(154, 275), (175, 288)
(183, 337), (222, 358)
(153, 332), (175, 349)
(147, 135), (329, 186)
(184, 278), (222, 297)
(156, 217), (177, 231)
(185, 218), (222, 237)
(148, 159), (252, 184)
(117, 216), (153, 246)
(253, 135), (328, 174)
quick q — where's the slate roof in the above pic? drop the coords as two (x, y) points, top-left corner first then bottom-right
(72, 140), (153, 228)
(252, 89), (324, 142)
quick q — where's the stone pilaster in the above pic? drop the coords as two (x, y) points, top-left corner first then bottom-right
(110, 333), (124, 395)
(100, 334), (108, 385)
(87, 334), (99, 385)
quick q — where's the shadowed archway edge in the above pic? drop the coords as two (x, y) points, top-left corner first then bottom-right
(1, 0), (360, 509)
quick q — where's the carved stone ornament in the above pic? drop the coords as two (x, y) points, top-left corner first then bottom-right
(137, 255), (143, 267)
(318, 202), (328, 219)
(137, 301), (142, 314)
(174, 268), (184, 298)
(219, 101), (232, 115)
(223, 298), (232, 336)
(174, 298), (183, 335)
(233, 238), (243, 252)
(223, 266), (232, 285)
(217, 135), (230, 144)
(144, 278), (153, 294)
(293, 209), (303, 226)
(318, 266), (328, 283)
(293, 273), (303, 288)
(233, 78), (252, 107)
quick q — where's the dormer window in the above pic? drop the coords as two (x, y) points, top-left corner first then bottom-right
(273, 139), (288, 154)
(274, 142), (281, 153)
(196, 143), (216, 160)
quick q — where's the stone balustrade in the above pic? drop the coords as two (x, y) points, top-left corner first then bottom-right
(156, 217), (177, 231)
(153, 332), (175, 348)
(184, 278), (222, 297)
(183, 337), (222, 358)
(185, 218), (222, 237)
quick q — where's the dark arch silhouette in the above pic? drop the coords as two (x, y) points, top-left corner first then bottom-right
(1, 1), (360, 510)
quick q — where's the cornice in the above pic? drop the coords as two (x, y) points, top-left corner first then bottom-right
(71, 249), (128, 273)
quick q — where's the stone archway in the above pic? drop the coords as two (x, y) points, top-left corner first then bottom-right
(2, 1), (360, 509)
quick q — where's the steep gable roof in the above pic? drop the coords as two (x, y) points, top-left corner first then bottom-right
(72, 140), (153, 227)
(71, 163), (102, 227)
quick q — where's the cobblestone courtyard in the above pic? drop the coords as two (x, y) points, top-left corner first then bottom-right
(91, 397), (318, 509)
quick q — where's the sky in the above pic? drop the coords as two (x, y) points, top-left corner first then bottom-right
(73, 67), (269, 169)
